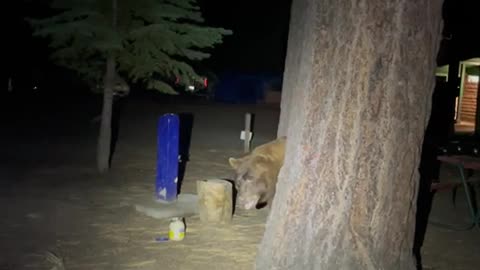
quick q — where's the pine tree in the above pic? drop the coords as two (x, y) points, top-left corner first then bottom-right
(27, 0), (232, 173)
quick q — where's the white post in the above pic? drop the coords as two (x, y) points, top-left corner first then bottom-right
(244, 113), (252, 153)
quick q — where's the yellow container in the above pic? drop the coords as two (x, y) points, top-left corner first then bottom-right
(168, 217), (185, 241)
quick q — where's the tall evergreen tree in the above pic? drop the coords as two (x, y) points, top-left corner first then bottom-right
(28, 0), (232, 173)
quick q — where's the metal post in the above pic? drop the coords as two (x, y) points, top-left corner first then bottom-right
(244, 113), (252, 153)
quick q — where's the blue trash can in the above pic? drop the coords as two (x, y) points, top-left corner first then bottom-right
(155, 113), (179, 202)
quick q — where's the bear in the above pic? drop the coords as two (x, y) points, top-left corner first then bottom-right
(228, 136), (286, 210)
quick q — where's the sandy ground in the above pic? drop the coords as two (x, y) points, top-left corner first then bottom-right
(0, 95), (479, 270)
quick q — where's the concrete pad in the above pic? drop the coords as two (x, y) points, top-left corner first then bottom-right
(134, 193), (199, 220)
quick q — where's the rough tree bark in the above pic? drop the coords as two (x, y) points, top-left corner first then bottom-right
(258, 0), (444, 269)
(97, 56), (115, 173)
(97, 0), (118, 173)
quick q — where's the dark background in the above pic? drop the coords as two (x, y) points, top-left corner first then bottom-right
(3, 0), (480, 93)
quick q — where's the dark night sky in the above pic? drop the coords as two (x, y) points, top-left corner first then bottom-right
(3, 0), (480, 81)
(438, 0), (480, 65)
(197, 0), (292, 73)
(5, 0), (292, 76)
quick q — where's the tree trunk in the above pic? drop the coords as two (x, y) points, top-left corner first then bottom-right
(257, 0), (444, 269)
(96, 0), (118, 173)
(97, 56), (116, 173)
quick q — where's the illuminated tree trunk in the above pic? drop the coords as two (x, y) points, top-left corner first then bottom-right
(97, 0), (118, 173)
(259, 0), (444, 269)
(97, 55), (115, 173)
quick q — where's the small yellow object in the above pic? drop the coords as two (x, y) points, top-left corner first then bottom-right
(168, 217), (185, 241)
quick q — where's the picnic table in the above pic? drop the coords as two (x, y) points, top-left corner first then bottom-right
(433, 155), (480, 230)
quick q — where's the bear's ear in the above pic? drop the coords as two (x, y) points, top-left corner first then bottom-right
(228, 157), (242, 170)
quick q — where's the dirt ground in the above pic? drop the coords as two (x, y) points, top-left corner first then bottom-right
(0, 95), (479, 270)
